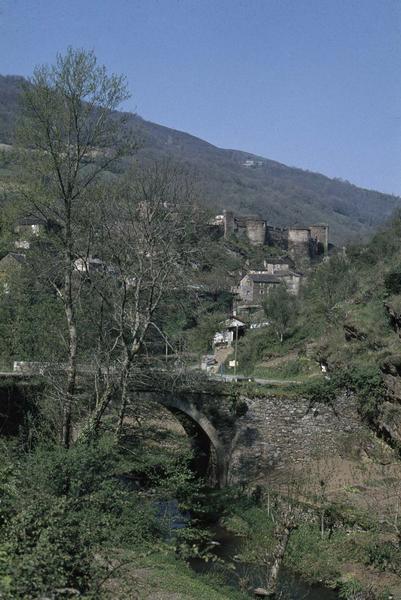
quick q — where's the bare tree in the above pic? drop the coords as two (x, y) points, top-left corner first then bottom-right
(76, 161), (204, 439)
(16, 48), (131, 447)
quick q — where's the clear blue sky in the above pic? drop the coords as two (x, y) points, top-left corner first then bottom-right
(0, 0), (400, 194)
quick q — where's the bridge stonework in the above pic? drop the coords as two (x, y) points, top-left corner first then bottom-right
(1, 374), (364, 488)
(228, 391), (363, 484)
(139, 390), (238, 488)
(138, 388), (363, 488)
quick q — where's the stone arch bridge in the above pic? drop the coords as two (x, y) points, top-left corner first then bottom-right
(0, 371), (241, 487)
(0, 371), (364, 488)
(135, 387), (243, 487)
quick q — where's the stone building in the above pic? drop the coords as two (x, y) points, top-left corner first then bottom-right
(13, 216), (61, 250)
(221, 210), (329, 262)
(287, 227), (312, 263)
(309, 224), (329, 255)
(235, 268), (302, 308)
(223, 211), (266, 246)
(0, 253), (26, 292)
(14, 216), (47, 249)
(262, 256), (294, 273)
(0, 252), (26, 274)
(213, 316), (247, 347)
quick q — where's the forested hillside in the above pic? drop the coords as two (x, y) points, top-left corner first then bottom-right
(1, 74), (400, 244)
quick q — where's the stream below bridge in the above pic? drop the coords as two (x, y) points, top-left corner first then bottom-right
(157, 499), (340, 600)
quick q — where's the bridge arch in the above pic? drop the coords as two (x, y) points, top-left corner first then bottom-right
(141, 391), (230, 488)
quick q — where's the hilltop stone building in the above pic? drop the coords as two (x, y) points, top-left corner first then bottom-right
(232, 256), (303, 314)
(236, 269), (302, 306)
(222, 210), (329, 263)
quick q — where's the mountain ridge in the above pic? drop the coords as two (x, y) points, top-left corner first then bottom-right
(0, 73), (399, 244)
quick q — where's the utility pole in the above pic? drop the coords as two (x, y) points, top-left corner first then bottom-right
(233, 324), (239, 378)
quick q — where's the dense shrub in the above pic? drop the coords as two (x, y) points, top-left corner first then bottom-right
(384, 269), (401, 295)
(0, 437), (164, 598)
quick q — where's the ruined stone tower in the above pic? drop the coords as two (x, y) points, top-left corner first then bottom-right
(287, 227), (311, 263)
(245, 218), (266, 246)
(223, 210), (235, 237)
(309, 224), (329, 256)
(221, 211), (329, 261)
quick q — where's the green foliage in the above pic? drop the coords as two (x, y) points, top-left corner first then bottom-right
(3, 496), (97, 599)
(0, 263), (65, 366)
(303, 255), (356, 322)
(285, 523), (374, 587)
(337, 576), (364, 599)
(253, 357), (314, 380)
(300, 364), (385, 422)
(0, 436), (186, 598)
(300, 376), (339, 407)
(187, 310), (227, 354)
(135, 553), (249, 600)
(346, 365), (385, 417)
(366, 541), (401, 573)
(225, 505), (276, 563)
(263, 284), (298, 342)
(118, 439), (197, 501)
(231, 328), (277, 374)
(384, 268), (401, 295)
(285, 524), (340, 582)
(350, 211), (401, 271)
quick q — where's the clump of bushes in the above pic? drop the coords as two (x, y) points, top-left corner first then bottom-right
(0, 435), (192, 598)
(300, 364), (385, 422)
(384, 269), (401, 295)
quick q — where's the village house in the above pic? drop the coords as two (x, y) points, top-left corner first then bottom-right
(74, 256), (107, 273)
(213, 316), (246, 347)
(14, 216), (47, 249)
(0, 252), (26, 292)
(0, 252), (26, 273)
(234, 265), (302, 309)
(262, 256), (294, 273)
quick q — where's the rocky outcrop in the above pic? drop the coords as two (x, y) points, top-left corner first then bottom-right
(378, 356), (401, 449)
(376, 402), (401, 448)
(384, 301), (401, 335)
(343, 323), (367, 342)
(380, 355), (401, 399)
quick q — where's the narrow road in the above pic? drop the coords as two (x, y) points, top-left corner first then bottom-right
(208, 373), (303, 385)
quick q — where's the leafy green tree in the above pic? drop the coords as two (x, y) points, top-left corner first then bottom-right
(304, 255), (356, 322)
(0, 263), (65, 368)
(263, 284), (297, 342)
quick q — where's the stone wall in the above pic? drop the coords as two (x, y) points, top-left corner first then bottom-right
(223, 210), (235, 237)
(222, 212), (330, 263)
(309, 224), (329, 255)
(288, 228), (311, 263)
(266, 226), (288, 250)
(245, 219), (266, 246)
(228, 392), (363, 484)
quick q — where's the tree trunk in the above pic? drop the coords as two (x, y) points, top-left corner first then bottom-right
(62, 216), (78, 448)
(266, 511), (296, 597)
(115, 359), (131, 438)
(79, 383), (114, 442)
